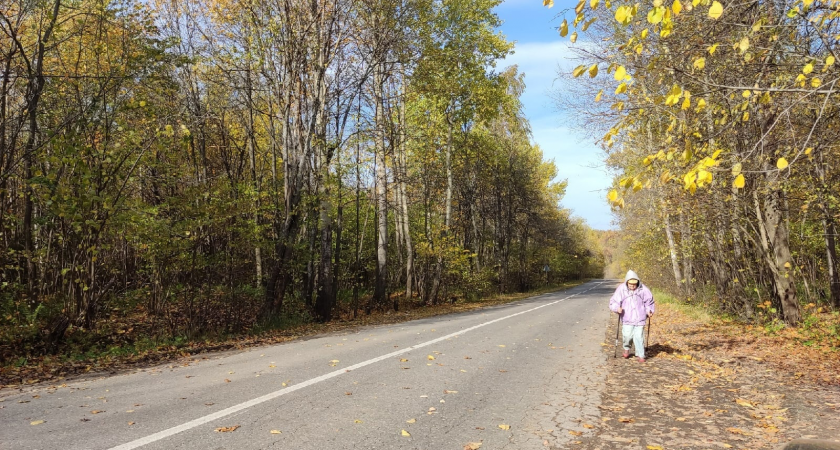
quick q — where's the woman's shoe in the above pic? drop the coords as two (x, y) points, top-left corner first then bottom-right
(622, 350), (630, 358)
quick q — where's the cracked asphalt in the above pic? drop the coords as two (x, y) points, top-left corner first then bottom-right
(0, 280), (617, 450)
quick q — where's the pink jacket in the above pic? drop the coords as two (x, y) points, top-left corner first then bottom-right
(609, 272), (655, 326)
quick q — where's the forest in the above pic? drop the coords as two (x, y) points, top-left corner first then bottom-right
(555, 0), (840, 338)
(0, 0), (605, 366)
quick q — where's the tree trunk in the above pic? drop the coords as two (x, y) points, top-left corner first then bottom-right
(373, 66), (388, 308)
(753, 187), (801, 325)
(662, 205), (683, 288)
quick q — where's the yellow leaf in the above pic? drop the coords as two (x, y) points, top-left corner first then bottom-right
(614, 65), (627, 81)
(595, 90), (603, 101)
(742, 111), (749, 121)
(589, 64), (599, 78)
(569, 430), (583, 436)
(738, 37), (750, 52)
(400, 358), (408, 362)
(742, 90), (751, 98)
(406, 418), (416, 423)
(31, 420), (45, 425)
(681, 96), (691, 110)
(570, 32), (578, 43)
(464, 443), (482, 450)
(615, 82), (628, 94)
(695, 98), (706, 111)
(560, 19), (568, 37)
(591, 0), (599, 8)
(812, 77), (822, 88)
(708, 43), (719, 54)
(648, 6), (665, 24)
(641, 28), (649, 39)
(499, 424), (511, 430)
(736, 398), (755, 408)
(803, 63), (814, 74)
(583, 423), (595, 429)
(355, 419), (363, 423)
(708, 1), (723, 19)
(270, 430), (282, 434)
(215, 425), (240, 433)
(572, 65), (586, 77)
(543, 0), (554, 7)
(401, 430), (411, 437)
(607, 189), (618, 202)
(777, 158), (789, 170)
(575, 0), (585, 14)
(827, 55), (836, 66)
(672, 0), (682, 15)
(427, 355), (435, 360)
(615, 6), (633, 24)
(805, 147), (813, 155)
(693, 57), (706, 70)
(647, 446), (664, 450)
(732, 162), (742, 176)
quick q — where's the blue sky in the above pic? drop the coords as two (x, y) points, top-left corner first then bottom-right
(494, 0), (615, 230)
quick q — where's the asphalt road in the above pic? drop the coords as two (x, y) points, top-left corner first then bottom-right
(1, 280), (617, 450)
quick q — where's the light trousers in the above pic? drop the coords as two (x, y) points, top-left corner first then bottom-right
(622, 324), (646, 358)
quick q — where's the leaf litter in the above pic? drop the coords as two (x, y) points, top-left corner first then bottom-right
(570, 301), (840, 449)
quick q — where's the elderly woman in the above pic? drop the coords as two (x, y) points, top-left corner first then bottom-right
(609, 270), (655, 362)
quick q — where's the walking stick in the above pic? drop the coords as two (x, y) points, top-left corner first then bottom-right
(613, 312), (622, 358)
(645, 315), (652, 355)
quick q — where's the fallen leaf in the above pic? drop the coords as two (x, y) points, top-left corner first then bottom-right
(444, 390), (458, 394)
(270, 430), (282, 434)
(354, 420), (363, 424)
(224, 379), (231, 383)
(726, 427), (750, 435)
(647, 446), (664, 450)
(400, 359), (408, 362)
(464, 443), (482, 450)
(128, 421), (135, 425)
(345, 392), (352, 395)
(498, 345), (506, 348)
(618, 417), (635, 423)
(126, 410), (134, 413)
(498, 424), (511, 430)
(401, 429), (411, 437)
(569, 430), (583, 436)
(406, 418), (416, 423)
(215, 425), (240, 432)
(583, 423), (594, 429)
(675, 417), (686, 421)
(91, 410), (104, 414)
(735, 398), (754, 408)
(427, 355), (435, 360)
(31, 420), (45, 425)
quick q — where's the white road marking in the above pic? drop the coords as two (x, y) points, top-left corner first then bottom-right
(109, 282), (601, 450)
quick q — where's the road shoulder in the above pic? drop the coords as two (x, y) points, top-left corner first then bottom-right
(568, 302), (840, 449)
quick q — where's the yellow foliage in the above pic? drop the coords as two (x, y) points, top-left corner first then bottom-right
(708, 1), (723, 19)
